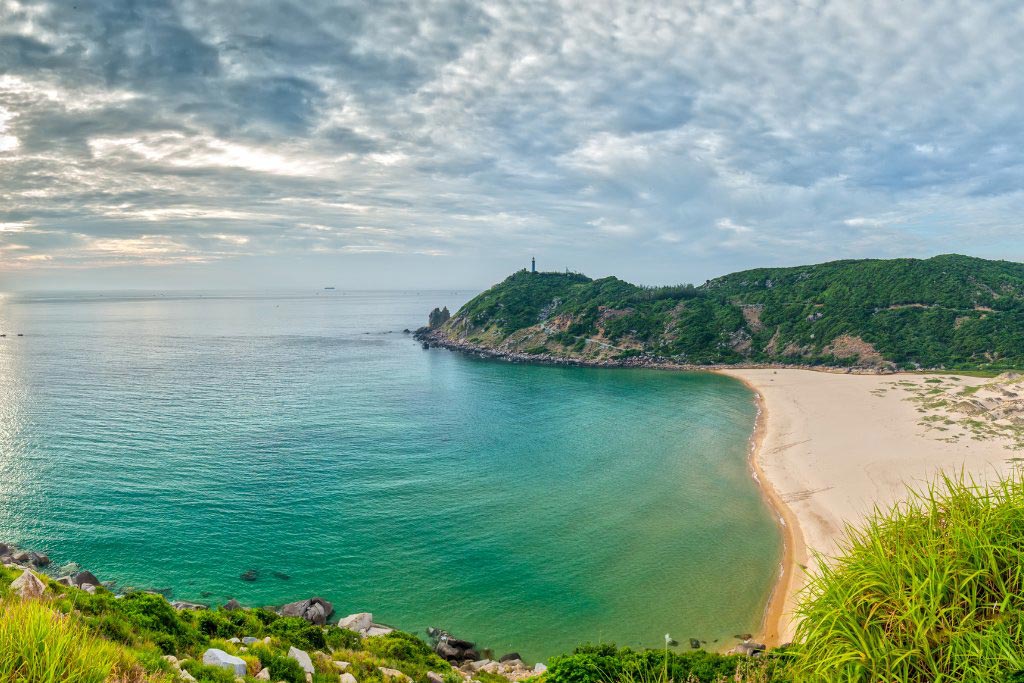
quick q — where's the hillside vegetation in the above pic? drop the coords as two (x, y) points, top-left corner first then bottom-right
(436, 255), (1024, 370)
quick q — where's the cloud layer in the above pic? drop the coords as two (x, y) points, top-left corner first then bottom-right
(2, 0), (1023, 288)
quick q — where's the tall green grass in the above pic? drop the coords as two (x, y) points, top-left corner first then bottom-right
(792, 474), (1024, 682)
(0, 598), (137, 683)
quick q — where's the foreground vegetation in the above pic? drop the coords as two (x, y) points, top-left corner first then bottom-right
(8, 472), (1024, 682)
(439, 254), (1024, 370)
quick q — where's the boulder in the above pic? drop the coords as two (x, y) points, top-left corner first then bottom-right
(12, 551), (31, 563)
(427, 673), (444, 683)
(223, 599), (243, 611)
(288, 646), (315, 674)
(163, 655), (179, 667)
(243, 637), (259, 645)
(337, 612), (373, 632)
(534, 663), (548, 674)
(171, 601), (207, 611)
(179, 670), (197, 682)
(379, 667), (411, 682)
(468, 660), (494, 672)
(499, 653), (522, 663)
(0, 542), (9, 555)
(202, 648), (247, 676)
(281, 597), (333, 625)
(435, 642), (461, 660)
(334, 661), (351, 671)
(735, 642), (766, 657)
(340, 674), (358, 683)
(71, 570), (100, 589)
(255, 669), (271, 681)
(228, 637), (242, 644)
(365, 626), (394, 637)
(32, 553), (50, 567)
(11, 570), (46, 599)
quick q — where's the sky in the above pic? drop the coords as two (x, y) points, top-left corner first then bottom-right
(1, 0), (1023, 291)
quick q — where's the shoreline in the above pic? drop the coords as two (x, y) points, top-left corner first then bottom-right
(420, 335), (1022, 647)
(718, 367), (1021, 648)
(729, 374), (806, 646)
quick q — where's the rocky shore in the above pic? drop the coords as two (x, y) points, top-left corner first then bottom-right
(413, 327), (896, 375)
(1, 541), (545, 682)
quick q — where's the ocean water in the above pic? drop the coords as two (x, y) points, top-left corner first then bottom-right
(0, 290), (781, 661)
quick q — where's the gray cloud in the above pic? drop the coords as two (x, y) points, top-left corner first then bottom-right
(1, 0), (1024, 289)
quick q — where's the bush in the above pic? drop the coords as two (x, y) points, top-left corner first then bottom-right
(546, 644), (754, 683)
(794, 474), (1024, 681)
(180, 659), (238, 683)
(249, 644), (306, 683)
(0, 598), (138, 683)
(268, 616), (326, 650)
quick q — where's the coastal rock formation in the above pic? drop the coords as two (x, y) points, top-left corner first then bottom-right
(280, 596), (333, 625)
(203, 648), (247, 675)
(224, 598), (243, 611)
(337, 612), (373, 632)
(428, 627), (480, 663)
(70, 570), (101, 590)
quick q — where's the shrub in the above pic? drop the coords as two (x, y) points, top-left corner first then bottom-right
(249, 644), (306, 683)
(0, 598), (137, 683)
(794, 474), (1024, 681)
(546, 644), (754, 683)
(268, 616), (327, 650)
(180, 658), (238, 683)
(325, 625), (362, 651)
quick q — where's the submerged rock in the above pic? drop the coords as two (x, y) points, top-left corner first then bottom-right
(239, 569), (259, 582)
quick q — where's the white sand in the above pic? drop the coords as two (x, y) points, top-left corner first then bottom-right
(718, 368), (1021, 643)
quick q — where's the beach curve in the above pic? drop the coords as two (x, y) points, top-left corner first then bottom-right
(718, 368), (1022, 646)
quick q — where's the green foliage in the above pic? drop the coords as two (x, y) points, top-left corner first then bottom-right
(544, 643), (783, 683)
(249, 643), (306, 683)
(793, 474), (1024, 681)
(0, 598), (138, 683)
(450, 255), (1024, 369)
(267, 615), (327, 650)
(364, 631), (451, 680)
(181, 658), (238, 683)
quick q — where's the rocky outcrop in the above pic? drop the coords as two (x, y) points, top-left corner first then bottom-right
(427, 627), (480, 663)
(202, 648), (247, 675)
(280, 596), (333, 625)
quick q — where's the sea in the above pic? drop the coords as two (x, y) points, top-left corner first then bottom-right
(0, 290), (781, 661)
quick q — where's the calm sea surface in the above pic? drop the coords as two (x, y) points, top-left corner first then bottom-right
(0, 290), (780, 660)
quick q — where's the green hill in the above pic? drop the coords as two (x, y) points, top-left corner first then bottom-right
(432, 254), (1024, 370)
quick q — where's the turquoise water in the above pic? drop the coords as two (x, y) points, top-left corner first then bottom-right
(0, 290), (780, 661)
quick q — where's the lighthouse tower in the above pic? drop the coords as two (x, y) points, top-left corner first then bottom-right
(531, 257), (536, 273)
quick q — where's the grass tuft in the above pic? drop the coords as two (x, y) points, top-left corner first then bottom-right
(792, 473), (1024, 682)
(0, 597), (139, 683)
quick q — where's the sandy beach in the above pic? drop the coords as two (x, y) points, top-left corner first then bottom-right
(719, 368), (1024, 644)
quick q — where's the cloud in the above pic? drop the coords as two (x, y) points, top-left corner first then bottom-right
(1, 0), (1024, 287)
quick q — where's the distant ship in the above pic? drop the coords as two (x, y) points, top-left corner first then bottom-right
(324, 286), (336, 290)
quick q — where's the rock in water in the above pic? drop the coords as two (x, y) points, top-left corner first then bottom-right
(689, 638), (701, 649)
(11, 569), (46, 599)
(71, 570), (100, 589)
(499, 653), (522, 663)
(288, 646), (314, 674)
(239, 569), (258, 582)
(223, 598), (243, 611)
(202, 648), (247, 675)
